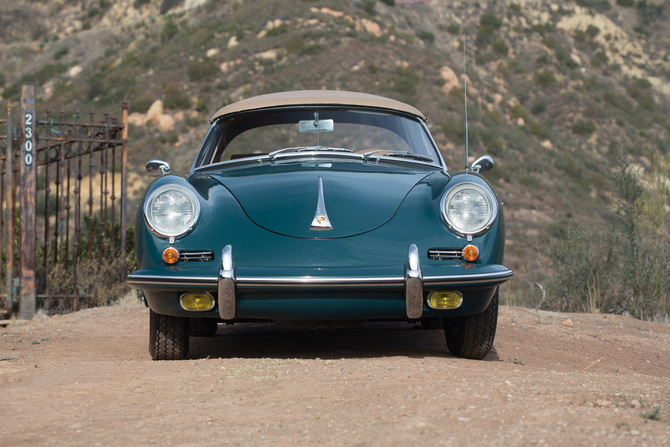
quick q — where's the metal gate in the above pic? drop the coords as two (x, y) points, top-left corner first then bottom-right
(1, 86), (128, 319)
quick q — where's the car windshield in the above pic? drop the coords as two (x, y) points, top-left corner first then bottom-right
(194, 109), (439, 168)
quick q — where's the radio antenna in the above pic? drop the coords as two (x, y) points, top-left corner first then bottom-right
(463, 32), (469, 173)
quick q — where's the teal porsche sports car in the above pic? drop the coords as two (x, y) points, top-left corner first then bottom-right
(127, 90), (512, 361)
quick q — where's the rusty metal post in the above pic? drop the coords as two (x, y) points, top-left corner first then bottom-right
(120, 97), (128, 282)
(5, 100), (13, 307)
(20, 86), (37, 320)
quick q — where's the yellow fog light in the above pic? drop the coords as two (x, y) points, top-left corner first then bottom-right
(427, 291), (463, 309)
(180, 293), (215, 311)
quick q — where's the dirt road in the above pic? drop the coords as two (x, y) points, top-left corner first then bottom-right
(1, 302), (668, 446)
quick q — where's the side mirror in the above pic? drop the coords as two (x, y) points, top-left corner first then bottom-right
(145, 160), (170, 177)
(471, 155), (494, 174)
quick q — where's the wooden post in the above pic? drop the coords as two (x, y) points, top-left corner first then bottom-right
(20, 86), (36, 320)
(120, 96), (128, 282)
(5, 100), (13, 307)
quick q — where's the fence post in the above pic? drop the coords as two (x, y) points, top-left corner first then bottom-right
(20, 86), (36, 320)
(5, 100), (13, 308)
(120, 96), (128, 282)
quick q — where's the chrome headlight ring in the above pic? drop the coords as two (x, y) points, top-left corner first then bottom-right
(143, 183), (201, 239)
(440, 181), (498, 237)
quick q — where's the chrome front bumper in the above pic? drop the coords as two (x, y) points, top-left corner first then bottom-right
(127, 244), (513, 321)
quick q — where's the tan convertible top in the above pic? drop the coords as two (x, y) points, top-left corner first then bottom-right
(209, 90), (427, 122)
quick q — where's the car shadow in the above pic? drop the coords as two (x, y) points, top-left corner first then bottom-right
(187, 322), (502, 361)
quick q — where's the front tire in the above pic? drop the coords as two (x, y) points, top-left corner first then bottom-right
(190, 318), (219, 337)
(444, 288), (498, 359)
(149, 309), (189, 360)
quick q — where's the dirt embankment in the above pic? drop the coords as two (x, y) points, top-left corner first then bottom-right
(1, 304), (669, 446)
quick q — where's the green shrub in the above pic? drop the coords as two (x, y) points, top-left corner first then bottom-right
(475, 51), (496, 65)
(266, 24), (288, 37)
(531, 102), (546, 115)
(571, 120), (597, 136)
(480, 129), (503, 155)
(54, 47), (69, 60)
(586, 24), (600, 38)
(576, 0), (611, 11)
(393, 67), (419, 96)
(20, 63), (67, 85)
(480, 13), (502, 29)
(82, 21), (91, 30)
(235, 28), (245, 41)
(361, 0), (376, 15)
(0, 72), (4, 88)
(508, 58), (525, 74)
(510, 3), (521, 12)
(509, 104), (527, 119)
(129, 97), (153, 113)
(417, 30), (435, 43)
(532, 24), (546, 36)
(88, 7), (100, 18)
(443, 119), (465, 142)
(161, 18), (179, 41)
(300, 43), (324, 55)
(164, 87), (191, 109)
(446, 23), (460, 34)
(2, 84), (19, 99)
(590, 50), (608, 68)
(492, 40), (509, 55)
(534, 70), (557, 86)
(524, 121), (551, 140)
(380, 0), (394, 5)
(616, 0), (634, 5)
(187, 59), (218, 82)
(285, 35), (304, 53)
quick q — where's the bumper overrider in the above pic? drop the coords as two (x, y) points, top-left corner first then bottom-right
(127, 244), (513, 321)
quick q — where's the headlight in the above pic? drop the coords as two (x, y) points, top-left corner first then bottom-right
(441, 182), (497, 236)
(144, 184), (200, 238)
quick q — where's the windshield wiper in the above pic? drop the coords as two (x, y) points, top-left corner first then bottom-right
(362, 150), (434, 163)
(267, 146), (353, 162)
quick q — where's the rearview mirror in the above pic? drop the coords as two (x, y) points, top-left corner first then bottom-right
(299, 119), (334, 133)
(145, 159), (170, 177)
(471, 155), (494, 174)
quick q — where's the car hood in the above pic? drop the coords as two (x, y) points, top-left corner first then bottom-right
(204, 163), (433, 238)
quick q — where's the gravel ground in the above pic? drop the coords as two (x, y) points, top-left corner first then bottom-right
(1, 303), (669, 446)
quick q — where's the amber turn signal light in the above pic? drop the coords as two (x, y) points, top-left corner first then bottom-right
(462, 244), (479, 262)
(163, 246), (179, 265)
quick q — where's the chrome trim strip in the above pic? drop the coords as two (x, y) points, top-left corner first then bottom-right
(126, 274), (217, 286)
(126, 270), (512, 288)
(423, 270), (513, 284)
(309, 176), (333, 231)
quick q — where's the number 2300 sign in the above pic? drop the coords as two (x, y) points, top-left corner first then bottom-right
(24, 113), (33, 166)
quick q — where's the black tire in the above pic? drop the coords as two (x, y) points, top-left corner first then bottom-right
(190, 318), (219, 337)
(149, 309), (189, 360)
(444, 288), (498, 360)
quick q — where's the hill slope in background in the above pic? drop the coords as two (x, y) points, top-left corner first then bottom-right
(1, 0), (669, 303)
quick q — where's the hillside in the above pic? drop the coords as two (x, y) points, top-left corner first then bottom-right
(2, 0), (670, 304)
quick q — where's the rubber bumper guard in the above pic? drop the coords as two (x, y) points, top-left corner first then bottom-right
(218, 245), (236, 320)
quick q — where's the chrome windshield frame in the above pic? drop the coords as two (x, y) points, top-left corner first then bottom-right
(191, 107), (446, 173)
